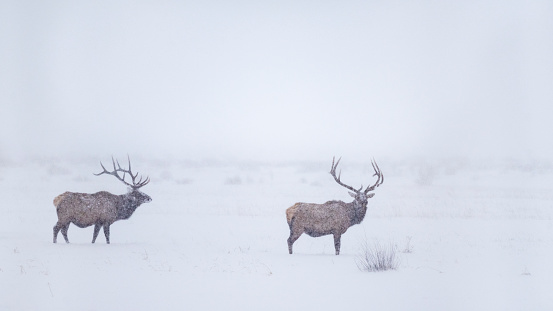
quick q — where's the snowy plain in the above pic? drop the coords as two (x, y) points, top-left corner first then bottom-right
(1, 157), (553, 310)
(2, 0), (553, 309)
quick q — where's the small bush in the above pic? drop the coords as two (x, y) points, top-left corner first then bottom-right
(402, 236), (413, 253)
(224, 176), (242, 185)
(416, 163), (436, 186)
(356, 240), (399, 272)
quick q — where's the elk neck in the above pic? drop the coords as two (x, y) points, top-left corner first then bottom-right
(347, 198), (368, 226)
(116, 191), (143, 220)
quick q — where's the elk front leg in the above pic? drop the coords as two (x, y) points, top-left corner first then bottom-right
(103, 224), (111, 244)
(53, 222), (63, 243)
(333, 233), (341, 255)
(92, 224), (101, 243)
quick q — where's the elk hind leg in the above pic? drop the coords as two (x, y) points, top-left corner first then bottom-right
(53, 222), (64, 243)
(333, 234), (341, 255)
(287, 228), (303, 254)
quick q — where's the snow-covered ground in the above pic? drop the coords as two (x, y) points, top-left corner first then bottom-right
(2, 157), (553, 310)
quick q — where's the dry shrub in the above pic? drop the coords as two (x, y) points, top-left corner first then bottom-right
(356, 240), (399, 272)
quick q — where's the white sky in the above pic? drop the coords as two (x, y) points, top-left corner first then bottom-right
(2, 1), (552, 162)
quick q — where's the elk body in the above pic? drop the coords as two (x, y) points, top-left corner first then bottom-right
(53, 157), (151, 244)
(286, 157), (383, 255)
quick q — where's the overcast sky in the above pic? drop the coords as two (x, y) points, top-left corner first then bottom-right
(1, 1), (552, 162)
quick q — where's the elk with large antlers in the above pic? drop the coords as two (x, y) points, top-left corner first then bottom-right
(53, 157), (152, 244)
(286, 157), (383, 255)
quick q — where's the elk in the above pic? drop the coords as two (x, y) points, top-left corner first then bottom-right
(286, 157), (383, 255)
(53, 157), (152, 244)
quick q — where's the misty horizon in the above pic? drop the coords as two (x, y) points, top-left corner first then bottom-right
(2, 1), (552, 162)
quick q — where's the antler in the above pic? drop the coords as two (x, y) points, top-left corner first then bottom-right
(330, 156), (361, 193)
(364, 158), (384, 193)
(94, 156), (150, 189)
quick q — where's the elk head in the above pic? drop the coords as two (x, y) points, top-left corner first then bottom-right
(330, 156), (383, 209)
(94, 156), (152, 205)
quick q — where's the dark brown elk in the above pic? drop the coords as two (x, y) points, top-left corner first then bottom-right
(286, 157), (383, 255)
(53, 157), (151, 244)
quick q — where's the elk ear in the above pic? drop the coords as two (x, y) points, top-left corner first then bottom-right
(348, 192), (356, 198)
(367, 193), (375, 198)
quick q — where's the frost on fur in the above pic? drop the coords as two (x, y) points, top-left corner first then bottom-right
(286, 157), (383, 255)
(53, 157), (151, 244)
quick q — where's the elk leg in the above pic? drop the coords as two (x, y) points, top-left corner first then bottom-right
(333, 234), (341, 255)
(103, 224), (111, 244)
(92, 224), (101, 243)
(53, 222), (63, 243)
(287, 230), (303, 254)
(60, 223), (70, 243)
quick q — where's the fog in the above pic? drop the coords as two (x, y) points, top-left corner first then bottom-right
(2, 1), (552, 162)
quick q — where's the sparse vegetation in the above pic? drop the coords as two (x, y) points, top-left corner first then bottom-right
(356, 240), (400, 272)
(416, 163), (436, 186)
(224, 176), (242, 185)
(176, 178), (193, 185)
(521, 266), (531, 276)
(402, 236), (413, 253)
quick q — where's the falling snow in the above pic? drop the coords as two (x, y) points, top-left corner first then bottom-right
(2, 158), (553, 310)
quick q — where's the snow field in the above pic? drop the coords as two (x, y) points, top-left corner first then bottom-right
(1, 158), (553, 310)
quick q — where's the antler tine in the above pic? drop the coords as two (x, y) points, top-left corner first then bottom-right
(113, 157), (127, 181)
(134, 174), (146, 186)
(125, 155), (139, 182)
(329, 156), (359, 193)
(113, 157), (124, 173)
(371, 159), (377, 175)
(374, 158), (384, 185)
(330, 157), (343, 181)
(132, 175), (150, 189)
(94, 159), (134, 188)
(330, 156), (340, 171)
(93, 161), (107, 176)
(125, 156), (150, 189)
(94, 156), (150, 189)
(135, 176), (150, 188)
(364, 158), (384, 193)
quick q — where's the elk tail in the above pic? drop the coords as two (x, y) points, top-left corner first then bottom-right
(286, 203), (301, 228)
(53, 192), (68, 208)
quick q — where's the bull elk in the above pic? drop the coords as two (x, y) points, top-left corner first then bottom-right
(286, 157), (383, 255)
(53, 157), (152, 244)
